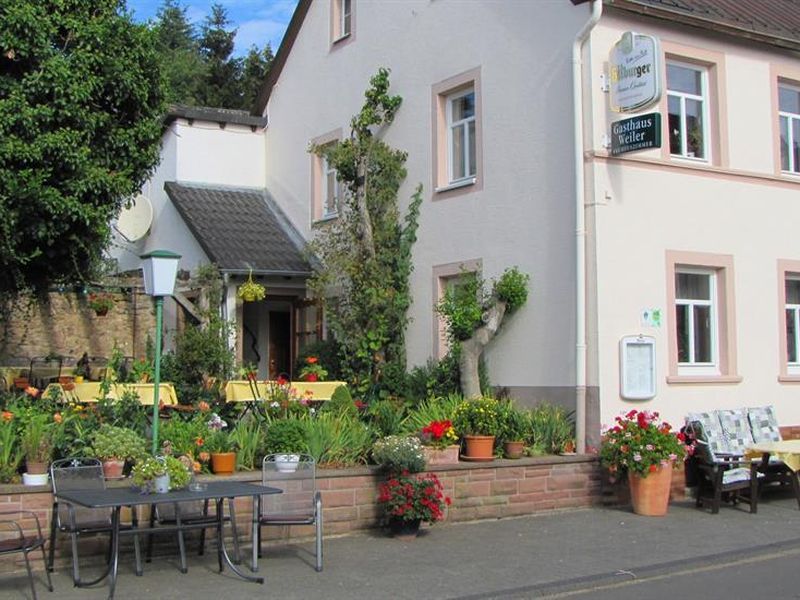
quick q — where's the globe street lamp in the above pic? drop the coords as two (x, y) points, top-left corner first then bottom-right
(140, 250), (180, 455)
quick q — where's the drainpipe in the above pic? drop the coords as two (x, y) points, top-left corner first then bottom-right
(573, 0), (602, 454)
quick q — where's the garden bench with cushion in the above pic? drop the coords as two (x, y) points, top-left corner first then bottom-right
(685, 406), (800, 514)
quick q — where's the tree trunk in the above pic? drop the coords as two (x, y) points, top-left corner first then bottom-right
(355, 155), (376, 259)
(458, 300), (507, 398)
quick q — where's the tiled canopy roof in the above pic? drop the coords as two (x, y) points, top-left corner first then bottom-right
(165, 182), (312, 276)
(607, 0), (800, 48)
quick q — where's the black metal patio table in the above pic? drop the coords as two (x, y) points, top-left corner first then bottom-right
(55, 480), (281, 600)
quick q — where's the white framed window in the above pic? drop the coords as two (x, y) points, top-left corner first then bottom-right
(446, 88), (476, 184)
(779, 83), (800, 174)
(786, 277), (800, 374)
(675, 269), (718, 374)
(667, 61), (709, 161)
(340, 0), (351, 38)
(322, 154), (339, 218)
(331, 0), (352, 43)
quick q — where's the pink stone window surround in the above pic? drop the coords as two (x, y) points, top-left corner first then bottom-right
(309, 128), (343, 224)
(658, 42), (728, 169)
(330, 0), (355, 49)
(432, 259), (482, 359)
(665, 250), (740, 384)
(431, 67), (483, 201)
(777, 259), (800, 382)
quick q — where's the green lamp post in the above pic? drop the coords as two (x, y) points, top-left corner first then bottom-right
(140, 250), (181, 455)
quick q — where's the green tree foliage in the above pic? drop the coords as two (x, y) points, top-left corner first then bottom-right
(197, 3), (240, 109)
(0, 0), (167, 298)
(239, 43), (274, 110)
(309, 69), (422, 399)
(153, 0), (205, 105)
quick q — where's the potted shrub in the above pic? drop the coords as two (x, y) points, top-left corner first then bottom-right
(600, 409), (688, 516)
(21, 413), (54, 485)
(418, 419), (459, 465)
(206, 430), (237, 475)
(131, 455), (191, 494)
(377, 472), (451, 539)
(264, 418), (307, 472)
(88, 291), (115, 316)
(371, 435), (426, 474)
(453, 396), (501, 461)
(498, 401), (527, 459)
(91, 425), (147, 479)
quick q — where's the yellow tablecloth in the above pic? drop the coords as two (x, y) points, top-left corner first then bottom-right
(224, 380), (346, 402)
(747, 440), (800, 472)
(44, 382), (178, 406)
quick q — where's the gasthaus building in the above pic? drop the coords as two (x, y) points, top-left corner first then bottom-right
(114, 0), (800, 451)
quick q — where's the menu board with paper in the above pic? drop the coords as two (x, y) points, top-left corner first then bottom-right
(619, 335), (656, 400)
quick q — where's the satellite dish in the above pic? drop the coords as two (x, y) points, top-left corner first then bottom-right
(115, 194), (153, 242)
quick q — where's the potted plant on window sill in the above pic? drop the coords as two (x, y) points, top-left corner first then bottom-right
(91, 424), (147, 479)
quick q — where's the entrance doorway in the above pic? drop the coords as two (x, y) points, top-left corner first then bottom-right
(268, 311), (291, 379)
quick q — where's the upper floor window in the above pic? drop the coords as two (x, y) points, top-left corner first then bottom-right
(675, 269), (717, 373)
(779, 84), (800, 174)
(322, 151), (339, 218)
(786, 277), (800, 371)
(447, 89), (476, 184)
(332, 0), (352, 43)
(667, 62), (708, 161)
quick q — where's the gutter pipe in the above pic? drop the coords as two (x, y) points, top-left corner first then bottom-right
(572, 0), (602, 454)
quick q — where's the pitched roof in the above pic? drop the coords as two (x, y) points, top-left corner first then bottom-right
(606, 0), (800, 50)
(164, 182), (312, 276)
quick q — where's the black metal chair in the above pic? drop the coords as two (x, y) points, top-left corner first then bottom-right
(257, 454), (323, 572)
(0, 510), (53, 600)
(48, 458), (141, 584)
(145, 498), (241, 572)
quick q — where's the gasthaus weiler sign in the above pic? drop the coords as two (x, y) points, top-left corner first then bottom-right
(609, 32), (661, 113)
(611, 113), (661, 156)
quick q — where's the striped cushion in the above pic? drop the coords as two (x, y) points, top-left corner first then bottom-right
(748, 405), (782, 443)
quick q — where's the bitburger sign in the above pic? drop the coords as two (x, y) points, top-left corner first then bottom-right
(609, 32), (661, 113)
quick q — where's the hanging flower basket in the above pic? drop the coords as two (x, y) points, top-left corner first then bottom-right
(88, 292), (115, 316)
(237, 271), (266, 302)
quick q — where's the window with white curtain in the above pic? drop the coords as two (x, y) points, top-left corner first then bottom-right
(675, 269), (718, 373)
(779, 84), (800, 174)
(667, 62), (709, 160)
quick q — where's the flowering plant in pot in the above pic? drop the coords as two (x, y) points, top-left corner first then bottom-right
(131, 455), (191, 493)
(418, 420), (459, 465)
(87, 291), (115, 316)
(298, 356), (327, 382)
(237, 270), (266, 302)
(377, 471), (451, 538)
(600, 409), (689, 516)
(453, 396), (501, 461)
(91, 425), (147, 479)
(205, 414), (237, 474)
(371, 435), (426, 474)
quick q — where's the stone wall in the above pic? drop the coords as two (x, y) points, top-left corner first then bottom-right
(0, 456), (602, 573)
(0, 289), (156, 368)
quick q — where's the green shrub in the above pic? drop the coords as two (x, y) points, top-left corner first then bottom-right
(527, 403), (574, 454)
(230, 418), (264, 470)
(264, 418), (307, 454)
(305, 412), (371, 467)
(321, 385), (357, 417)
(493, 266), (530, 312)
(496, 400), (528, 444)
(367, 397), (408, 437)
(437, 273), (483, 341)
(371, 435), (425, 474)
(132, 455), (191, 491)
(453, 396), (501, 437)
(160, 414), (206, 458)
(402, 393), (462, 433)
(405, 354), (461, 402)
(91, 425), (146, 462)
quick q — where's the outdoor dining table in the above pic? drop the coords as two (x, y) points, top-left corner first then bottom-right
(747, 439), (800, 472)
(55, 480), (282, 600)
(224, 380), (346, 402)
(43, 382), (179, 405)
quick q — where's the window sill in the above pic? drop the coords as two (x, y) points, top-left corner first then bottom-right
(435, 177), (476, 194)
(666, 375), (742, 384)
(332, 33), (351, 45)
(312, 214), (338, 226)
(778, 375), (800, 383)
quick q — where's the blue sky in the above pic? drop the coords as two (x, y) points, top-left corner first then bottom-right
(126, 0), (298, 56)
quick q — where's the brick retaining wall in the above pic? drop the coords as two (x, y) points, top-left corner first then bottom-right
(0, 455), (602, 573)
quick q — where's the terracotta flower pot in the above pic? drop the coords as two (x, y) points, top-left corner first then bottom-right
(461, 435), (495, 462)
(102, 459), (125, 480)
(503, 441), (525, 459)
(211, 452), (236, 475)
(25, 461), (48, 475)
(628, 464), (673, 516)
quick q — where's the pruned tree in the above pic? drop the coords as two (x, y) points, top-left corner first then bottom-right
(0, 0), (167, 299)
(438, 267), (530, 398)
(309, 68), (422, 398)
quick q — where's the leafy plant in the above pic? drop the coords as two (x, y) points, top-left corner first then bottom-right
(204, 430), (235, 454)
(402, 394), (462, 433)
(371, 435), (425, 474)
(0, 410), (22, 483)
(230, 419), (264, 470)
(298, 355), (328, 382)
(161, 414), (207, 458)
(437, 272), (484, 342)
(405, 354), (461, 402)
(131, 455), (191, 491)
(20, 413), (55, 464)
(304, 412), (371, 467)
(493, 267), (530, 311)
(453, 397), (501, 437)
(264, 418), (307, 455)
(321, 385), (358, 417)
(91, 425), (147, 462)
(237, 270), (266, 302)
(419, 420), (458, 450)
(377, 473), (450, 525)
(367, 397), (408, 437)
(497, 400), (528, 444)
(527, 403), (575, 455)
(87, 291), (115, 314)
